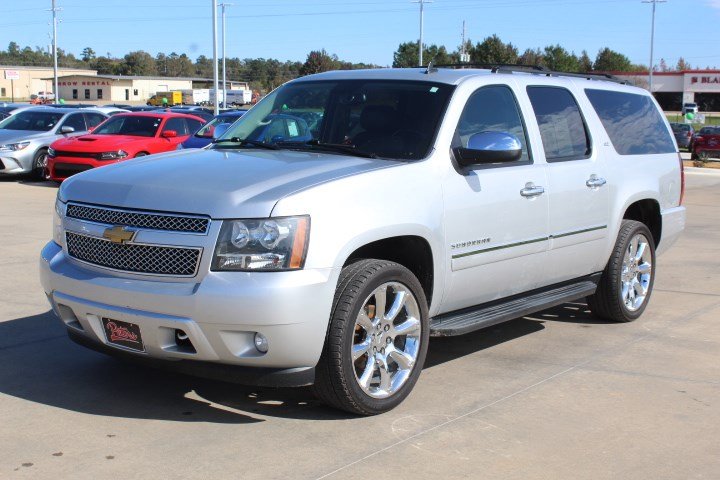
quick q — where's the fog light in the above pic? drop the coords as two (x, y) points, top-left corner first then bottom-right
(254, 332), (268, 353)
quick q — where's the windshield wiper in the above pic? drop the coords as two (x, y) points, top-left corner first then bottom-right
(276, 140), (378, 159)
(212, 137), (280, 150)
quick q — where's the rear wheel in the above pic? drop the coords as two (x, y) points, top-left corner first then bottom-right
(32, 149), (50, 181)
(314, 259), (429, 415)
(587, 220), (656, 322)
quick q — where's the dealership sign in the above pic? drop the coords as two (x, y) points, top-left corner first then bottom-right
(59, 80), (112, 86)
(686, 74), (720, 92)
(4, 70), (20, 80)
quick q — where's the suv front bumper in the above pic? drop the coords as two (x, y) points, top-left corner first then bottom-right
(40, 241), (340, 385)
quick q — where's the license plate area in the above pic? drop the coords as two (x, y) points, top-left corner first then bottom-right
(101, 318), (145, 352)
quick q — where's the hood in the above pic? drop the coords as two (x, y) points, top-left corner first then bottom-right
(180, 135), (213, 149)
(0, 129), (55, 144)
(59, 148), (400, 218)
(53, 134), (151, 152)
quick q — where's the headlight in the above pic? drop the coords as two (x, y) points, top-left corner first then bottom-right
(212, 216), (309, 271)
(48, 147), (56, 157)
(99, 150), (128, 160)
(53, 198), (66, 246)
(0, 141), (30, 152)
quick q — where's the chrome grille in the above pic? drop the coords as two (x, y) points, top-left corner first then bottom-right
(66, 203), (209, 234)
(66, 232), (201, 276)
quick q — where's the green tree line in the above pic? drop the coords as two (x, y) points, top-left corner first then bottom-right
(0, 37), (699, 93)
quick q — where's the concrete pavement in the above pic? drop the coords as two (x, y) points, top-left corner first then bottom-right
(0, 172), (718, 479)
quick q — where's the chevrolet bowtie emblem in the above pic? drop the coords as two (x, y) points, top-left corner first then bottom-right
(103, 226), (136, 244)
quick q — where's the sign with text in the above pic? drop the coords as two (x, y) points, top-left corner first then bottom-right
(685, 74), (720, 92)
(4, 70), (20, 80)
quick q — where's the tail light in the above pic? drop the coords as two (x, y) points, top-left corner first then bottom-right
(695, 136), (704, 144)
(686, 132), (692, 138)
(678, 152), (685, 206)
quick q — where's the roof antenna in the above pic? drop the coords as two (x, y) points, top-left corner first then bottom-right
(425, 60), (438, 74)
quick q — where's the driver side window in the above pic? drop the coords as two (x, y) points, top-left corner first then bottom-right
(454, 85), (531, 163)
(60, 113), (87, 133)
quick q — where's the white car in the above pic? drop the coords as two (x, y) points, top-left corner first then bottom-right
(41, 66), (685, 415)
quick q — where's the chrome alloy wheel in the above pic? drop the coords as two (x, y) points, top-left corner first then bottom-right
(621, 233), (653, 312)
(352, 282), (422, 399)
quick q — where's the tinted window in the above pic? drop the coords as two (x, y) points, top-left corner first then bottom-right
(187, 118), (205, 134)
(163, 118), (188, 135)
(0, 111), (64, 131)
(84, 113), (107, 128)
(527, 86), (590, 161)
(61, 113), (87, 132)
(93, 115), (162, 137)
(585, 89), (675, 155)
(454, 85), (530, 163)
(222, 80), (454, 160)
(671, 123), (690, 133)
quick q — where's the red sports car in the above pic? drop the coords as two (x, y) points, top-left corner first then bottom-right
(48, 112), (205, 181)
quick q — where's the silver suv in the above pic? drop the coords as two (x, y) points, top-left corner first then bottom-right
(40, 67), (686, 415)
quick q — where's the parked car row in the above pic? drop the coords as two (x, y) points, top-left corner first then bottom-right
(0, 103), (255, 182)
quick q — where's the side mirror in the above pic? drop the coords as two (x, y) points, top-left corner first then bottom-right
(161, 130), (177, 138)
(212, 123), (230, 139)
(60, 126), (75, 134)
(453, 131), (522, 167)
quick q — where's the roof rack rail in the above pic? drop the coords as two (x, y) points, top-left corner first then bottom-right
(428, 63), (628, 84)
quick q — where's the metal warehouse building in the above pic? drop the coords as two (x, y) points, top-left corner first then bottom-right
(1, 65), (97, 101)
(49, 74), (215, 103)
(614, 70), (720, 112)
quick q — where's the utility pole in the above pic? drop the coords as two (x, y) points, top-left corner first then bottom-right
(51, 0), (60, 102)
(412, 0), (432, 66)
(642, 0), (666, 94)
(212, 0), (219, 114)
(219, 3), (233, 109)
(460, 20), (470, 63)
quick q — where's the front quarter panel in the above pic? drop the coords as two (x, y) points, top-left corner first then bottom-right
(270, 159), (446, 315)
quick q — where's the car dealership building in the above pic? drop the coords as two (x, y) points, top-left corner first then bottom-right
(613, 70), (720, 112)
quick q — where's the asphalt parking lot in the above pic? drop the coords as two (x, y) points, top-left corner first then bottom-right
(1, 169), (719, 480)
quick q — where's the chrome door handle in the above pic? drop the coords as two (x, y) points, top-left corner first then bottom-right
(586, 175), (607, 188)
(520, 183), (545, 198)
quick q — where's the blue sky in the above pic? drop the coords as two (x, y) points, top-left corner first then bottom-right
(3, 0), (720, 69)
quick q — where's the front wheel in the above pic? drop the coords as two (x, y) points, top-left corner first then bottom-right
(587, 220), (656, 322)
(314, 259), (429, 415)
(32, 149), (50, 181)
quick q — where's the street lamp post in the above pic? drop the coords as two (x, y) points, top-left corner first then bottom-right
(51, 0), (60, 101)
(219, 3), (234, 109)
(212, 0), (219, 114)
(642, 0), (666, 94)
(412, 0), (432, 67)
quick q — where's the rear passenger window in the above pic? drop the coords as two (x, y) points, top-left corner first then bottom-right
(163, 118), (188, 135)
(527, 86), (590, 162)
(454, 85), (531, 164)
(584, 89), (676, 155)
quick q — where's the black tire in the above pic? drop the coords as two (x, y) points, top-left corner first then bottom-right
(32, 149), (50, 181)
(134, 152), (148, 158)
(313, 259), (429, 415)
(587, 220), (656, 322)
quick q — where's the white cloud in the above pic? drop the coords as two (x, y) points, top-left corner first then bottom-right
(707, 0), (720, 9)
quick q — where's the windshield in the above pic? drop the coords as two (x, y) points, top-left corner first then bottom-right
(215, 80), (454, 160)
(671, 124), (690, 132)
(0, 111), (64, 131)
(93, 115), (162, 137)
(194, 115), (243, 138)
